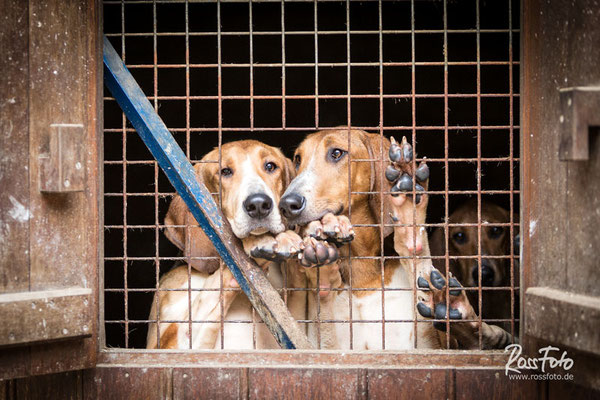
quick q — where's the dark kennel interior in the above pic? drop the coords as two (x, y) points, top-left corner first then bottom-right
(103, 0), (520, 349)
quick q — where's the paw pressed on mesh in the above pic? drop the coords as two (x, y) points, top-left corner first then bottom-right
(416, 267), (475, 332)
(248, 231), (305, 262)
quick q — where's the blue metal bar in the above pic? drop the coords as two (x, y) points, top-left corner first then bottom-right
(103, 36), (310, 350)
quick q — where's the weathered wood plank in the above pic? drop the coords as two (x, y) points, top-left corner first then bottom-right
(103, 36), (310, 350)
(558, 87), (600, 162)
(523, 3), (600, 387)
(248, 368), (365, 400)
(367, 369), (449, 400)
(525, 287), (600, 356)
(172, 368), (244, 399)
(98, 349), (511, 368)
(0, 288), (92, 346)
(455, 369), (543, 400)
(0, 0), (30, 293)
(22, 0), (100, 376)
(0, 348), (29, 380)
(15, 370), (82, 400)
(525, 335), (600, 390)
(563, 1), (600, 299)
(521, 0), (569, 295)
(549, 378), (600, 399)
(83, 367), (171, 400)
(38, 124), (86, 193)
(29, 0), (90, 290)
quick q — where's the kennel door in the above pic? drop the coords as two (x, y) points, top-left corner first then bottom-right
(522, 0), (600, 389)
(0, 0), (100, 379)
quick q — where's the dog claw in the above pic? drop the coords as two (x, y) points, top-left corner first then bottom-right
(417, 302), (433, 318)
(430, 270), (446, 290)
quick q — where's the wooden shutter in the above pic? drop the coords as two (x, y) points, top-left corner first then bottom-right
(522, 0), (600, 389)
(0, 0), (100, 379)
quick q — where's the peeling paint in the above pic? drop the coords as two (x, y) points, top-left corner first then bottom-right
(529, 220), (538, 237)
(8, 196), (30, 222)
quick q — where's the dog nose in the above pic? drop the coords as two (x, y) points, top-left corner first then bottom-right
(279, 193), (306, 219)
(472, 263), (495, 286)
(243, 193), (273, 219)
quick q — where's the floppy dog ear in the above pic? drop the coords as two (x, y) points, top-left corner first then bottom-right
(163, 152), (220, 273)
(360, 132), (394, 238)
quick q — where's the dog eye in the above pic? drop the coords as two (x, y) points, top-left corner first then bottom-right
(264, 162), (278, 173)
(329, 148), (347, 162)
(220, 167), (233, 177)
(452, 231), (467, 244)
(294, 154), (301, 169)
(489, 226), (504, 238)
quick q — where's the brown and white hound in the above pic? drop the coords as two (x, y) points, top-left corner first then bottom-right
(146, 140), (307, 349)
(280, 128), (512, 349)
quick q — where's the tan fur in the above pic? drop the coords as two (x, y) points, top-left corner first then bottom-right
(289, 128), (442, 349)
(430, 199), (519, 333)
(291, 128), (395, 294)
(147, 140), (303, 349)
(164, 140), (293, 272)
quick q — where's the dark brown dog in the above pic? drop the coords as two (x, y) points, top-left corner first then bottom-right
(429, 199), (519, 333)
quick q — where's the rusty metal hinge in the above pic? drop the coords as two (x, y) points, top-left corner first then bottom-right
(559, 86), (600, 161)
(38, 123), (85, 192)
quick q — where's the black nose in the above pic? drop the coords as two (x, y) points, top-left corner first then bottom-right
(279, 193), (306, 219)
(243, 193), (273, 219)
(472, 262), (495, 287)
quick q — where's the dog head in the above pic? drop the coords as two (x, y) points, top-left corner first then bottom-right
(437, 199), (517, 287)
(164, 140), (294, 268)
(279, 128), (394, 236)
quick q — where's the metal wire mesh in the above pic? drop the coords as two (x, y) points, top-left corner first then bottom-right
(103, 0), (520, 350)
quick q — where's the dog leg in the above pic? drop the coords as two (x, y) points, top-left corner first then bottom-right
(386, 136), (430, 258)
(416, 267), (514, 349)
(296, 214), (348, 346)
(189, 268), (241, 349)
(295, 259), (342, 349)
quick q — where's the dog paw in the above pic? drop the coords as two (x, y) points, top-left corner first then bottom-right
(386, 136), (429, 206)
(298, 236), (340, 267)
(303, 213), (355, 245)
(247, 231), (304, 262)
(416, 267), (476, 332)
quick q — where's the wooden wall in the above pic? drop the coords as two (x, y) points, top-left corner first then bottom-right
(2, 367), (598, 400)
